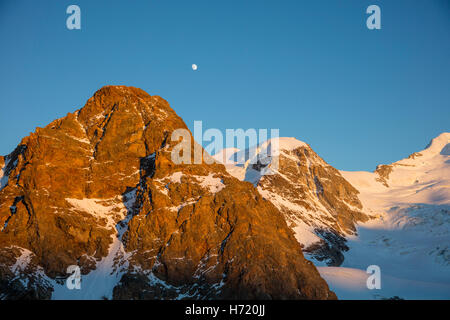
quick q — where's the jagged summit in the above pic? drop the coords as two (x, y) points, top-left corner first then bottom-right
(87, 85), (165, 105)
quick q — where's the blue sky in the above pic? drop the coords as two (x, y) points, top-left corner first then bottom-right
(0, 0), (449, 171)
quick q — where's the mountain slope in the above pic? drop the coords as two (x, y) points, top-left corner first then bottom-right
(341, 132), (450, 209)
(214, 138), (369, 266)
(322, 132), (450, 299)
(0, 86), (335, 300)
(214, 133), (450, 299)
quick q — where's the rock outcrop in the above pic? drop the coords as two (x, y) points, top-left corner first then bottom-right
(0, 86), (335, 300)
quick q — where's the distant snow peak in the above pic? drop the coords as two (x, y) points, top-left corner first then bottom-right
(215, 136), (367, 267)
(272, 137), (308, 151)
(342, 132), (450, 207)
(333, 132), (450, 299)
(213, 137), (308, 166)
(425, 132), (450, 154)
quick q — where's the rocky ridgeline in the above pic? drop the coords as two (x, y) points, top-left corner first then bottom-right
(220, 138), (370, 266)
(0, 86), (335, 300)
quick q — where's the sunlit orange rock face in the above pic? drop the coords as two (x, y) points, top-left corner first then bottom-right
(0, 86), (336, 300)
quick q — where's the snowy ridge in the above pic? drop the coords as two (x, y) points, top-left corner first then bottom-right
(232, 137), (307, 168)
(214, 137), (311, 185)
(322, 132), (450, 299)
(214, 137), (363, 252)
(341, 132), (450, 209)
(215, 133), (450, 299)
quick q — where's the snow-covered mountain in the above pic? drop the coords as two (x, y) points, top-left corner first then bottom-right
(323, 132), (450, 299)
(213, 137), (370, 266)
(341, 132), (450, 208)
(1, 84), (447, 300)
(214, 133), (450, 299)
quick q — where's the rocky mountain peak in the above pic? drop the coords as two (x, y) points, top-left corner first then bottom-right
(0, 86), (336, 300)
(216, 138), (369, 266)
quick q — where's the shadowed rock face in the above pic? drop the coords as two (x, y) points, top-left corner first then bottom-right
(0, 86), (336, 300)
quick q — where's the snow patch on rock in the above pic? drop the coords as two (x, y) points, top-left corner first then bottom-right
(194, 174), (225, 194)
(65, 197), (127, 230)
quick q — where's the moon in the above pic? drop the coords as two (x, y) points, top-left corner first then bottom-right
(192, 64), (198, 71)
